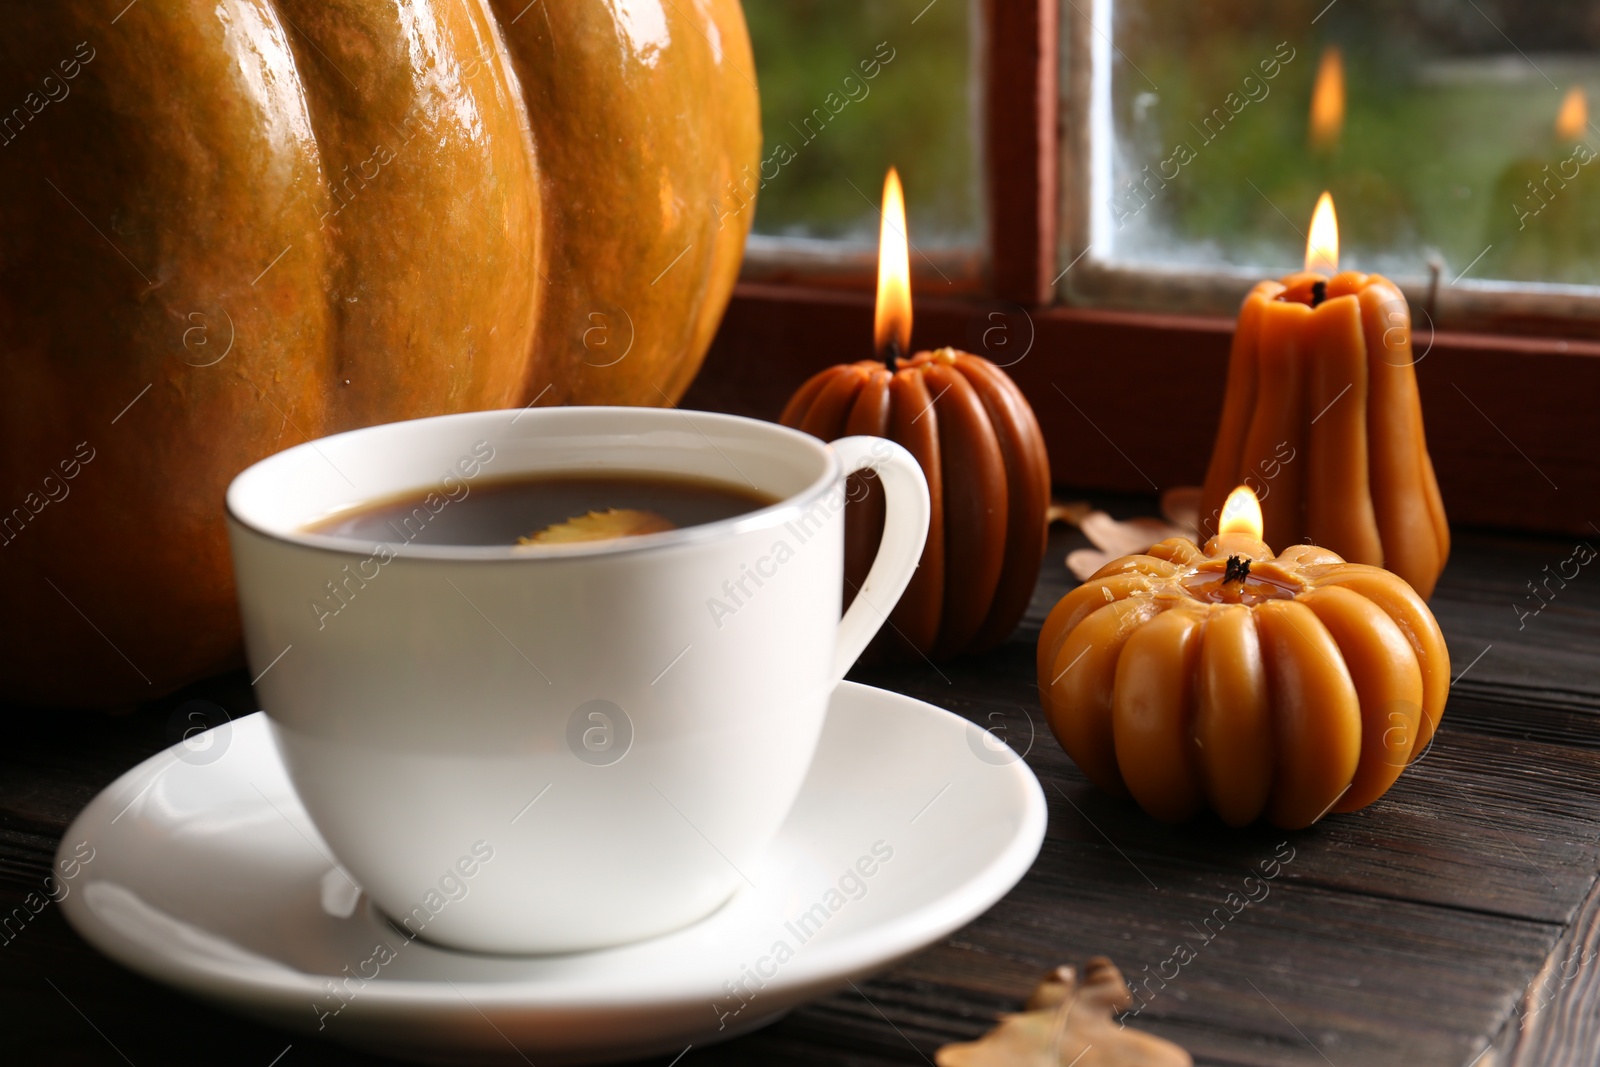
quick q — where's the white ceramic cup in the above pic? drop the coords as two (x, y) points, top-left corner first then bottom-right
(226, 406), (929, 954)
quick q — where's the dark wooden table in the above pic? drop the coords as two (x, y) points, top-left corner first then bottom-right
(5, 515), (1600, 1066)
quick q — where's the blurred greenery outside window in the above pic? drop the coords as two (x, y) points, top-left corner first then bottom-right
(740, 1), (983, 278)
(1069, 0), (1600, 317)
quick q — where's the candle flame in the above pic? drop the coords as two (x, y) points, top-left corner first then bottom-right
(1309, 48), (1345, 150)
(1219, 485), (1264, 540)
(1557, 86), (1588, 140)
(1305, 191), (1339, 275)
(874, 167), (912, 361)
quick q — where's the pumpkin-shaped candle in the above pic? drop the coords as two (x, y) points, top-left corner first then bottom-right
(782, 169), (1049, 660)
(1037, 485), (1449, 829)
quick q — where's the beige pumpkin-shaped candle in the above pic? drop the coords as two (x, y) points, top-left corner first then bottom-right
(1037, 486), (1450, 829)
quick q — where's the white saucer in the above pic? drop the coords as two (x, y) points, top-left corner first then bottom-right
(59, 681), (1046, 1065)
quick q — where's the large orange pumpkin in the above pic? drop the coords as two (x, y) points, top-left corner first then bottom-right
(0, 0), (759, 707)
(781, 348), (1050, 660)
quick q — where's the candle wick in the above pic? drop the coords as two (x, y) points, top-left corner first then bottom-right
(884, 338), (901, 373)
(1310, 280), (1328, 308)
(1223, 555), (1251, 584)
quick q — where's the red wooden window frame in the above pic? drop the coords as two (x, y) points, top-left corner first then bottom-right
(683, 0), (1597, 537)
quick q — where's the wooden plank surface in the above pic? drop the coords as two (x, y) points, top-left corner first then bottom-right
(3, 520), (1599, 1066)
(1501, 874), (1600, 1067)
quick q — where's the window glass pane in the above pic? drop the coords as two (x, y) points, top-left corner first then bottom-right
(1098, 0), (1600, 286)
(742, 0), (981, 251)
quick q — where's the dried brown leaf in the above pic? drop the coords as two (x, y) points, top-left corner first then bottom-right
(1048, 499), (1094, 527)
(1063, 487), (1204, 583)
(935, 958), (1190, 1067)
(1065, 548), (1118, 583)
(1080, 513), (1189, 559)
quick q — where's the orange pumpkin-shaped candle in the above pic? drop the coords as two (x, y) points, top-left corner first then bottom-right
(1037, 485), (1449, 829)
(782, 346), (1050, 659)
(780, 169), (1049, 660)
(1200, 193), (1450, 599)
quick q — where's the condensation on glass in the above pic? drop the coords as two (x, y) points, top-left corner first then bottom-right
(739, 0), (982, 275)
(1063, 0), (1600, 318)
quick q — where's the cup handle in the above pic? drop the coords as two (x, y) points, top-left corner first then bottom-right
(829, 436), (931, 680)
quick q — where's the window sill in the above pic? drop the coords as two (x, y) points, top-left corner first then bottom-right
(686, 282), (1599, 536)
